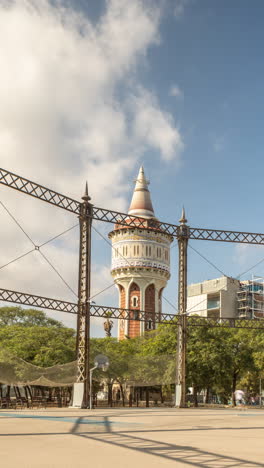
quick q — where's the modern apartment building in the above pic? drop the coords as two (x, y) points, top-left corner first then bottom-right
(187, 275), (264, 319)
(237, 277), (264, 319)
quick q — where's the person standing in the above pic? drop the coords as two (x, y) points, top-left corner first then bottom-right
(234, 389), (245, 406)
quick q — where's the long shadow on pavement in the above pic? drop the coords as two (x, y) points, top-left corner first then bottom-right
(1, 413), (263, 467)
(76, 429), (264, 468)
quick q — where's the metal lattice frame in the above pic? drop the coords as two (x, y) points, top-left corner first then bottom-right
(1, 287), (264, 329)
(189, 227), (264, 245)
(2, 166), (264, 410)
(186, 315), (264, 329)
(2, 168), (264, 243)
(75, 190), (92, 407)
(0, 288), (78, 313)
(0, 168), (81, 214)
(175, 218), (189, 407)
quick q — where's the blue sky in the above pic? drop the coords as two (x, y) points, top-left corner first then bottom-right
(1, 0), (264, 336)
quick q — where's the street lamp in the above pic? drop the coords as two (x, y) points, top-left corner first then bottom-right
(89, 354), (109, 409)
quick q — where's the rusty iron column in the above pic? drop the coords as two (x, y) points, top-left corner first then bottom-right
(175, 208), (189, 408)
(76, 183), (93, 408)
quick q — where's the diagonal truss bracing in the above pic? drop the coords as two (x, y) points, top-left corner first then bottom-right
(2, 168), (264, 244)
(0, 168), (81, 214)
(1, 287), (264, 329)
(0, 288), (78, 314)
(189, 227), (264, 244)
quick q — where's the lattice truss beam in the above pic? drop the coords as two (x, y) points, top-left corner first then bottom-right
(0, 168), (81, 214)
(2, 168), (264, 243)
(1, 288), (264, 329)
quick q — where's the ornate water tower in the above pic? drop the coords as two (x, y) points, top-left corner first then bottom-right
(108, 167), (173, 339)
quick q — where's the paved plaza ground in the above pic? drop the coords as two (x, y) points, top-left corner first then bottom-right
(0, 407), (264, 467)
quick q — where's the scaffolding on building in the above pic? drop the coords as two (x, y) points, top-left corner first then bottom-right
(237, 275), (264, 319)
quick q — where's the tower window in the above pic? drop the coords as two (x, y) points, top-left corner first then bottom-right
(131, 296), (138, 307)
(137, 245), (139, 255)
(134, 245), (136, 256)
(147, 319), (153, 330)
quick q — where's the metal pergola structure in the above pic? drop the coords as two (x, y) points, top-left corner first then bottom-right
(1, 167), (264, 408)
(2, 286), (264, 329)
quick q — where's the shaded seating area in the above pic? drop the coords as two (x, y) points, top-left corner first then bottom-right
(0, 384), (72, 409)
(0, 351), (77, 408)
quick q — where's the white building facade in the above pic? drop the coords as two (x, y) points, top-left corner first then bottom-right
(187, 276), (240, 318)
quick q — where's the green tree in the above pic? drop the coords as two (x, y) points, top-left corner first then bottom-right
(0, 306), (64, 328)
(187, 326), (257, 405)
(252, 331), (264, 375)
(223, 329), (256, 405)
(90, 337), (138, 405)
(135, 321), (260, 406)
(0, 325), (76, 366)
(130, 325), (177, 390)
(0, 307), (76, 367)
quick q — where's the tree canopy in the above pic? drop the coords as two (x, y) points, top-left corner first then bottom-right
(0, 307), (76, 366)
(0, 306), (263, 403)
(0, 306), (64, 328)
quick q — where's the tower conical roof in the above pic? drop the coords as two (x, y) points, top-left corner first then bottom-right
(128, 166), (155, 219)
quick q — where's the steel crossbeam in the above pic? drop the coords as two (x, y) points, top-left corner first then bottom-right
(90, 304), (175, 323)
(0, 168), (81, 214)
(187, 315), (264, 329)
(189, 227), (264, 245)
(92, 309), (264, 329)
(2, 168), (264, 244)
(1, 287), (264, 329)
(92, 206), (178, 234)
(0, 288), (78, 314)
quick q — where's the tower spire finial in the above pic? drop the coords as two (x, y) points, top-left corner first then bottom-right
(82, 181), (91, 202)
(179, 206), (187, 224)
(128, 166), (155, 219)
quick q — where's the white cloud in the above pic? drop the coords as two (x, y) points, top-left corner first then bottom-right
(129, 88), (184, 161)
(170, 84), (184, 99)
(0, 0), (184, 199)
(0, 0), (184, 331)
(174, 0), (190, 19)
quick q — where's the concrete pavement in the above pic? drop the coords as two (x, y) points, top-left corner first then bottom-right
(0, 407), (264, 467)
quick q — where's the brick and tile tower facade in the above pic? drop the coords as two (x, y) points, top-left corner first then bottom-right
(109, 167), (173, 340)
